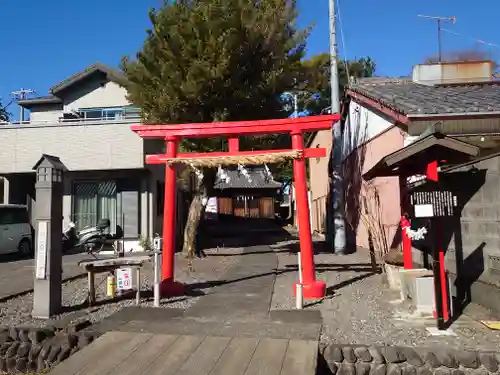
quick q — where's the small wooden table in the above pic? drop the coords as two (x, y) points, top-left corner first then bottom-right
(78, 256), (151, 306)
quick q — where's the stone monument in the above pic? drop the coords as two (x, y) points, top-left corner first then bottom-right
(32, 155), (67, 319)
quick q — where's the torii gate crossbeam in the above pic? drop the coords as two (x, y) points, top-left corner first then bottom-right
(131, 114), (340, 299)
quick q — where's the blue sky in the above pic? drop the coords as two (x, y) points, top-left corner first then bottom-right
(0, 0), (498, 119)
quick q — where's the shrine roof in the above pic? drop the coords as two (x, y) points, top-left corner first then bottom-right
(214, 166), (282, 190)
(363, 132), (479, 180)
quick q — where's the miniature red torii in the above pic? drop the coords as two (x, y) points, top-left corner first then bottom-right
(131, 114), (340, 299)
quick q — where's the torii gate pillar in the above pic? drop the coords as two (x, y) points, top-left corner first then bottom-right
(160, 136), (184, 296)
(291, 132), (326, 298)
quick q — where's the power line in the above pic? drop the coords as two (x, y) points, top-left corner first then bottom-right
(335, 0), (350, 79)
(418, 15), (456, 62)
(441, 28), (500, 49)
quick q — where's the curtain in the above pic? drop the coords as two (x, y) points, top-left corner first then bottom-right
(98, 181), (117, 234)
(73, 183), (98, 230)
(73, 181), (117, 233)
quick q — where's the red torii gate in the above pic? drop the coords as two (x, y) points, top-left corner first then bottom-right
(131, 114), (339, 299)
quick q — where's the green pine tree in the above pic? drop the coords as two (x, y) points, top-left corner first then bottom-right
(292, 53), (376, 116)
(122, 0), (310, 258)
(0, 101), (9, 122)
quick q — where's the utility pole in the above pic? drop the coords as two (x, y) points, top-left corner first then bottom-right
(418, 15), (456, 62)
(293, 93), (298, 118)
(11, 88), (35, 123)
(329, 0), (346, 254)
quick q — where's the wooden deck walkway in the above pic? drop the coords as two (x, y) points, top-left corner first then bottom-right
(48, 331), (319, 375)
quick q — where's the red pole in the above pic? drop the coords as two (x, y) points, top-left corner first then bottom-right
(401, 216), (413, 270)
(426, 160), (449, 323)
(228, 137), (239, 152)
(291, 132), (326, 299)
(437, 222), (450, 321)
(160, 136), (184, 296)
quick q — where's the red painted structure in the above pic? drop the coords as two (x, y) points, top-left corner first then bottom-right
(131, 114), (340, 299)
(400, 215), (413, 270)
(426, 160), (450, 323)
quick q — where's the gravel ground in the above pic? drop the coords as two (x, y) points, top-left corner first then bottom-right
(270, 239), (500, 352)
(0, 247), (240, 328)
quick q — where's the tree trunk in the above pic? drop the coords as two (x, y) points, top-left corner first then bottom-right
(182, 194), (205, 259)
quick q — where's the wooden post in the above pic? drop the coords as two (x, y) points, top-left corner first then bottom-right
(135, 267), (141, 305)
(87, 270), (95, 306)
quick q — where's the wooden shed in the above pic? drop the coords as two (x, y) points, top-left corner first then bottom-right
(213, 166), (282, 219)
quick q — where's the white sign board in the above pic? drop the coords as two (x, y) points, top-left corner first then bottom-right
(116, 268), (133, 291)
(414, 204), (434, 218)
(205, 197), (218, 213)
(35, 221), (48, 280)
(204, 197), (218, 220)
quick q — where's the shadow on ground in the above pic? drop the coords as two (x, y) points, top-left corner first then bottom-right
(59, 287), (205, 314)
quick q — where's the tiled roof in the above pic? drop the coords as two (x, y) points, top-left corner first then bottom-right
(19, 63), (129, 109)
(50, 62), (129, 95)
(214, 166), (282, 190)
(348, 79), (500, 115)
(18, 95), (62, 108)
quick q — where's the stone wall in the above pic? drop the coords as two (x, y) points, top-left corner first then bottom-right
(320, 344), (500, 375)
(0, 326), (98, 373)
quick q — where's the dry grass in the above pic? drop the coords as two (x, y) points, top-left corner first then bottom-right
(358, 181), (397, 267)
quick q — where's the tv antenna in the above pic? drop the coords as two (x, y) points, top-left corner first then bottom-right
(11, 88), (36, 122)
(418, 15), (456, 63)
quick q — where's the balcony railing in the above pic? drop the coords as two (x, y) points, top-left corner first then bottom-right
(0, 113), (142, 128)
(0, 112), (146, 173)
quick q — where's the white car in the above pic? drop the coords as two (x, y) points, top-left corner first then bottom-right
(0, 204), (33, 256)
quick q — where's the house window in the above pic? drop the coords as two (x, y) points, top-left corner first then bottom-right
(82, 110), (102, 119)
(78, 107), (126, 120)
(103, 109), (123, 119)
(73, 181), (117, 233)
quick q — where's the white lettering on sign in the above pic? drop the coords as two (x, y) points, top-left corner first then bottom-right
(116, 268), (133, 291)
(36, 221), (48, 280)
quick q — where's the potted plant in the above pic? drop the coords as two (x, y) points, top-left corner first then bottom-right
(138, 235), (154, 252)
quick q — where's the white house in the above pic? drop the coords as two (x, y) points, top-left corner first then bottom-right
(0, 62), (187, 252)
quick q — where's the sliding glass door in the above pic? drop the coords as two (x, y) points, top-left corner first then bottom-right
(73, 181), (117, 233)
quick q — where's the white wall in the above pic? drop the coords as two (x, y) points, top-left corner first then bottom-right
(341, 100), (395, 161)
(27, 79), (131, 123)
(29, 104), (63, 123)
(0, 121), (144, 173)
(63, 81), (130, 112)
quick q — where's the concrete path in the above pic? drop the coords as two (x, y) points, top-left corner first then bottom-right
(92, 245), (323, 341)
(48, 331), (318, 375)
(48, 244), (322, 374)
(0, 252), (89, 301)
